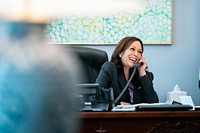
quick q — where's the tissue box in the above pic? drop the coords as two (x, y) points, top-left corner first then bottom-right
(166, 84), (187, 103)
(167, 91), (187, 103)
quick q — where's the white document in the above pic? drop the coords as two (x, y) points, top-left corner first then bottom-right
(180, 96), (195, 110)
(111, 103), (166, 111)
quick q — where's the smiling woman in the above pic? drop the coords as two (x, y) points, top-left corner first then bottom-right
(95, 36), (159, 105)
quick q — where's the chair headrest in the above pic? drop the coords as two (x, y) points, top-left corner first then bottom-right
(72, 47), (108, 83)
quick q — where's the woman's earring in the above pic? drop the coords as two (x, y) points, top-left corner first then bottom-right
(119, 54), (121, 57)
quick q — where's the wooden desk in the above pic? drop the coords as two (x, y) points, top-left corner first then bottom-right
(78, 111), (200, 133)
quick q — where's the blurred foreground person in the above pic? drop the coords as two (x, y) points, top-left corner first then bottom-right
(0, 22), (82, 133)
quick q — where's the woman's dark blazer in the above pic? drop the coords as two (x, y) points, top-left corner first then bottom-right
(95, 62), (159, 104)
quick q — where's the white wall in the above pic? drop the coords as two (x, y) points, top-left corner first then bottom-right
(87, 0), (200, 105)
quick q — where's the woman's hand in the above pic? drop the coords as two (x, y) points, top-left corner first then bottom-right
(137, 57), (147, 77)
(120, 101), (132, 105)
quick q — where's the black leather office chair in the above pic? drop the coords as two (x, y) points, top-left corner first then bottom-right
(55, 45), (114, 109)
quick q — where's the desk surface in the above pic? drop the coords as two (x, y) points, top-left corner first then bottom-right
(79, 111), (200, 118)
(78, 111), (200, 133)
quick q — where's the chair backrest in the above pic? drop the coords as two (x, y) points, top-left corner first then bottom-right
(73, 47), (108, 83)
(56, 46), (108, 83)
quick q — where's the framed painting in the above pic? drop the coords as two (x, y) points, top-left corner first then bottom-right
(45, 0), (173, 45)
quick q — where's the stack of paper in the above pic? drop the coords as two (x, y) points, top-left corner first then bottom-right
(112, 103), (166, 111)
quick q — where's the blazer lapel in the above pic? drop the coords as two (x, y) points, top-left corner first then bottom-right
(118, 72), (130, 100)
(118, 72), (126, 88)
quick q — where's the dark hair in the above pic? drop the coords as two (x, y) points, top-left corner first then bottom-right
(111, 36), (144, 67)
